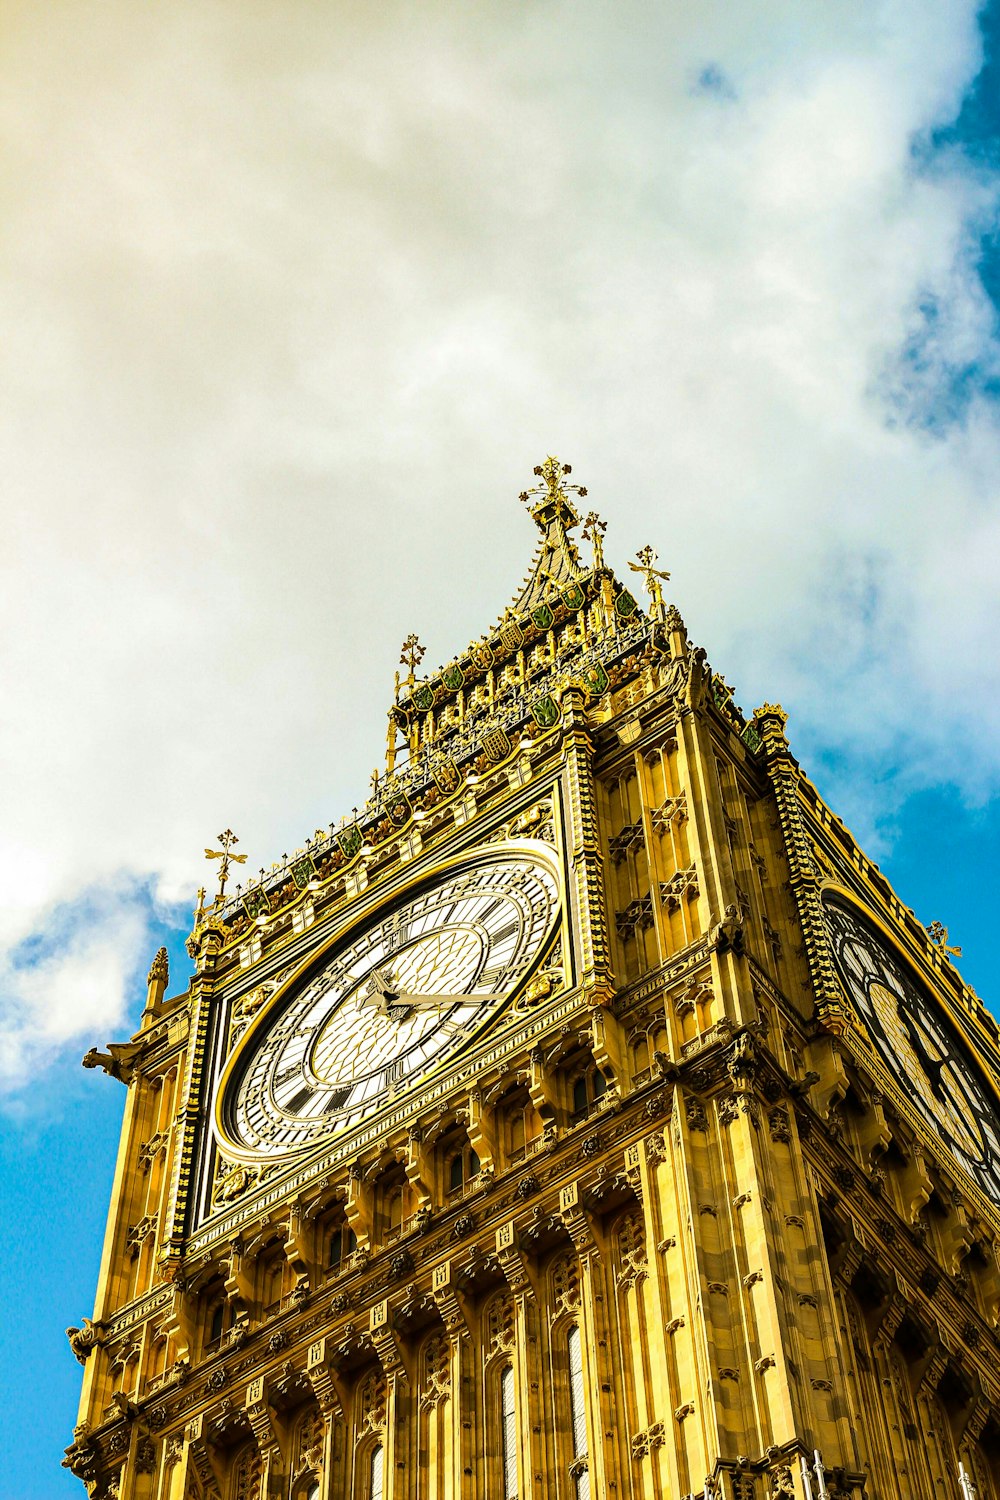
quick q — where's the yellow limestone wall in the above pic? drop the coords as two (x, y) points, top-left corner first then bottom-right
(66, 619), (1000, 1500)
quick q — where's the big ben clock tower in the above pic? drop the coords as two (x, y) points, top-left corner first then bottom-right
(66, 459), (1000, 1500)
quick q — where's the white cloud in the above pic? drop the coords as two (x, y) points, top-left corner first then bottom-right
(1, 0), (998, 1090)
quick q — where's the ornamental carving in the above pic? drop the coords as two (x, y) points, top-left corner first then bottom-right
(615, 1210), (648, 1289)
(486, 1294), (516, 1359)
(551, 1252), (581, 1318)
(359, 1370), (388, 1433)
(420, 1333), (452, 1409)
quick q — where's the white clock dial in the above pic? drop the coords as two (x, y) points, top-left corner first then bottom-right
(216, 844), (560, 1160)
(824, 896), (1000, 1202)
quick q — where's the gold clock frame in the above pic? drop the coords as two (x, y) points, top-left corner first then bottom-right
(212, 837), (567, 1164)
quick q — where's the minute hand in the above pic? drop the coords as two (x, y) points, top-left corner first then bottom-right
(394, 991), (484, 1011)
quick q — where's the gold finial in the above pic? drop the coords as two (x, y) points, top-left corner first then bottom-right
(628, 544), (670, 618)
(147, 946), (169, 987)
(581, 511), (607, 571)
(399, 633), (426, 687)
(204, 829), (247, 901)
(519, 456), (587, 533)
(926, 921), (962, 958)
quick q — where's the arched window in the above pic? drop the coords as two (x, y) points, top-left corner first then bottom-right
(388, 1189), (403, 1234)
(327, 1224), (356, 1270)
(572, 1065), (607, 1121)
(567, 1325), (590, 1499)
(369, 1443), (384, 1500)
(207, 1298), (226, 1349)
(500, 1365), (518, 1498)
(447, 1144), (481, 1194)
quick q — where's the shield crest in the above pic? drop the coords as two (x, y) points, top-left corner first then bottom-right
(337, 825), (363, 860)
(562, 582), (585, 611)
(470, 642), (494, 671)
(412, 684), (435, 712)
(243, 888), (270, 920)
(291, 855), (317, 890)
(614, 589), (638, 619)
(582, 662), (609, 697)
(386, 794), (411, 828)
(500, 621), (523, 652)
(482, 727), (512, 762)
(532, 695), (560, 728)
(531, 603), (554, 631)
(443, 664), (464, 692)
(431, 757), (461, 794)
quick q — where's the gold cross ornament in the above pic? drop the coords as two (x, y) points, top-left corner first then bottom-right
(204, 829), (248, 900)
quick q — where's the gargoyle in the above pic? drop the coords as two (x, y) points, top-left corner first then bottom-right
(81, 1041), (143, 1084)
(711, 904), (745, 957)
(65, 1318), (100, 1365)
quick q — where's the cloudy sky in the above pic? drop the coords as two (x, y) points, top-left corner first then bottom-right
(2, 1), (999, 1487)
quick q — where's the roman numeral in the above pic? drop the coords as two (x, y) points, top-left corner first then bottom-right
(284, 1085), (314, 1115)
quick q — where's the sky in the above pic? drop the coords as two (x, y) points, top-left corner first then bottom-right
(1, 0), (999, 1492)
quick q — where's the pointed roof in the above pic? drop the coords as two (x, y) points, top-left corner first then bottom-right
(508, 456), (589, 614)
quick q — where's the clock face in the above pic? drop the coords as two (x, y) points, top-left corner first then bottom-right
(216, 844), (561, 1161)
(824, 896), (1000, 1202)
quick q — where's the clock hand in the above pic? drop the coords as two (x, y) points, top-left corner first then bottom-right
(393, 992), (478, 1011)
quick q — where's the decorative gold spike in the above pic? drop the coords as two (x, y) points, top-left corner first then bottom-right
(518, 455), (587, 532)
(628, 544), (671, 617)
(581, 510), (607, 570)
(203, 828), (248, 900)
(399, 633), (426, 687)
(925, 921), (962, 958)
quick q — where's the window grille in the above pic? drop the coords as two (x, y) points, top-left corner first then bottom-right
(500, 1365), (518, 1498)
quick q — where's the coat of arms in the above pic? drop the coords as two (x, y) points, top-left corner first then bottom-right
(532, 695), (560, 728)
(337, 825), (363, 859)
(243, 888), (270, 920)
(482, 727), (512, 762)
(430, 757), (461, 794)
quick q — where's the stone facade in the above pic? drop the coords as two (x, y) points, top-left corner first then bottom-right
(67, 460), (1000, 1499)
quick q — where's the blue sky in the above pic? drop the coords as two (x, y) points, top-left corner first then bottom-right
(2, 1), (1000, 1492)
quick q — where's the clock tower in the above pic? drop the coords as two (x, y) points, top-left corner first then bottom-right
(67, 458), (1000, 1500)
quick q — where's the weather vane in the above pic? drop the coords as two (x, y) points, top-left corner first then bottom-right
(581, 510), (607, 570)
(629, 544), (670, 617)
(204, 829), (247, 901)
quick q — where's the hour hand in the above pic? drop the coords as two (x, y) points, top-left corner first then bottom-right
(357, 967), (403, 1016)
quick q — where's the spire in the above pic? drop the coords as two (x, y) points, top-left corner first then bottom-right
(510, 456), (589, 613)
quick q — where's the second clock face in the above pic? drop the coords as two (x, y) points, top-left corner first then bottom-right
(824, 895), (1000, 1202)
(217, 844), (560, 1160)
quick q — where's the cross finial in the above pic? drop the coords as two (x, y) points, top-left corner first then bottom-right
(519, 456), (587, 534)
(628, 544), (671, 618)
(204, 828), (248, 901)
(399, 633), (425, 687)
(581, 510), (607, 571)
(926, 921), (963, 958)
